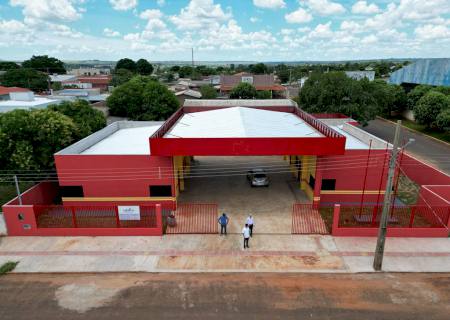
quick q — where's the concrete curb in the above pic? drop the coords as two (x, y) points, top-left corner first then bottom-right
(376, 116), (450, 147)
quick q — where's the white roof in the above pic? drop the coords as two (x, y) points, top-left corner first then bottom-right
(0, 97), (60, 112)
(49, 74), (77, 82)
(81, 125), (162, 155)
(175, 89), (202, 98)
(165, 107), (323, 138)
(330, 125), (370, 149)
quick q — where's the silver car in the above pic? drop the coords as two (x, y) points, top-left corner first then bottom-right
(247, 169), (269, 187)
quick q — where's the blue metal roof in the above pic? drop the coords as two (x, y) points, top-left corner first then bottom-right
(389, 59), (450, 87)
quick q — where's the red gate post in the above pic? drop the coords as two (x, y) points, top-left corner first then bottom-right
(114, 206), (121, 228)
(155, 204), (163, 236)
(71, 206), (77, 228)
(408, 206), (416, 228)
(332, 204), (340, 235)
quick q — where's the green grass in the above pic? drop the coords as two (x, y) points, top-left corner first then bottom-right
(387, 116), (450, 143)
(0, 261), (19, 275)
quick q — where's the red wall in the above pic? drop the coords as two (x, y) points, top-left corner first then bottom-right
(400, 154), (450, 186)
(317, 149), (388, 205)
(4, 182), (59, 206)
(54, 154), (174, 199)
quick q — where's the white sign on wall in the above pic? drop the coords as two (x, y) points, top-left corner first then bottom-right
(118, 206), (141, 221)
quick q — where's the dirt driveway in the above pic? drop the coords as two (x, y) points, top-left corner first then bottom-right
(1, 273), (449, 320)
(179, 156), (309, 234)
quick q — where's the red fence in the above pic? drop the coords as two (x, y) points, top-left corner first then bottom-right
(330, 204), (450, 237)
(3, 204), (167, 236)
(165, 203), (218, 234)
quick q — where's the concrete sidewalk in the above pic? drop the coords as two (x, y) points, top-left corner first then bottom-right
(0, 234), (449, 273)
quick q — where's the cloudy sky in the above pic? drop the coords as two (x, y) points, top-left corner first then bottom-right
(0, 0), (449, 61)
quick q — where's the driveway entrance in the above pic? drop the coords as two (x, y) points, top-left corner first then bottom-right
(178, 156), (309, 234)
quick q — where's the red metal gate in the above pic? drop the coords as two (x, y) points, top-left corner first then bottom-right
(165, 203), (218, 234)
(292, 203), (329, 234)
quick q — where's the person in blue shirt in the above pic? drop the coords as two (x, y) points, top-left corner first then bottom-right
(218, 213), (229, 235)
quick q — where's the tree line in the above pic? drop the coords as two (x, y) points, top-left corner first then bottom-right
(0, 100), (106, 171)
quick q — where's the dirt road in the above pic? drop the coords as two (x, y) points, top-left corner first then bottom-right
(0, 273), (449, 319)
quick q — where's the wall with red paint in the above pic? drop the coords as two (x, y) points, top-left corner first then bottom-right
(54, 154), (175, 199)
(400, 154), (450, 186)
(4, 182), (59, 206)
(317, 149), (388, 205)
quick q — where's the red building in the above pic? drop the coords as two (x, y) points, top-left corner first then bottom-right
(3, 99), (450, 237)
(77, 75), (112, 92)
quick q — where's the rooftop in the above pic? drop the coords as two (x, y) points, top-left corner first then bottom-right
(165, 107), (323, 138)
(0, 96), (60, 112)
(183, 99), (297, 108)
(0, 86), (31, 95)
(56, 121), (164, 155)
(389, 58), (450, 86)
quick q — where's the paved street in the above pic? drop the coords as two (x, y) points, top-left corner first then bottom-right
(361, 118), (450, 174)
(0, 273), (449, 320)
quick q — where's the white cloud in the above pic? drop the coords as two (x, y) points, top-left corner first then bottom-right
(309, 22), (333, 38)
(351, 1), (380, 15)
(170, 0), (231, 30)
(250, 17), (260, 23)
(340, 20), (363, 33)
(103, 28), (121, 37)
(253, 0), (285, 9)
(10, 0), (83, 23)
(109, 0), (138, 11)
(157, 0), (165, 6)
(0, 19), (29, 33)
(415, 24), (450, 40)
(303, 0), (346, 16)
(361, 34), (378, 44)
(285, 8), (312, 24)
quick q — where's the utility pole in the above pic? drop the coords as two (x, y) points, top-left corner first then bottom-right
(191, 48), (194, 67)
(373, 120), (402, 271)
(14, 175), (22, 205)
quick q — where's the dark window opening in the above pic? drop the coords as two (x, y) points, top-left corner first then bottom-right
(321, 179), (336, 190)
(18, 213), (24, 221)
(308, 175), (315, 189)
(60, 186), (84, 197)
(150, 185), (172, 197)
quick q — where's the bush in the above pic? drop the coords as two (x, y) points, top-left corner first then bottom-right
(436, 109), (450, 131)
(414, 91), (449, 128)
(407, 85), (433, 109)
(0, 261), (19, 275)
(107, 76), (179, 120)
(229, 82), (258, 99)
(49, 100), (106, 139)
(200, 85), (218, 99)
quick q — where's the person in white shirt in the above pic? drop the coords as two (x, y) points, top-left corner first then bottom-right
(242, 224), (250, 249)
(246, 215), (254, 237)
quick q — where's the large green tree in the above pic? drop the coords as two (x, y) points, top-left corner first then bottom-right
(107, 76), (179, 120)
(407, 85), (433, 110)
(229, 82), (258, 99)
(136, 59), (154, 75)
(115, 58), (137, 73)
(0, 109), (76, 170)
(49, 100), (106, 139)
(200, 85), (218, 99)
(414, 91), (450, 128)
(22, 55), (66, 74)
(111, 68), (134, 87)
(0, 68), (49, 91)
(0, 61), (20, 71)
(298, 72), (380, 125)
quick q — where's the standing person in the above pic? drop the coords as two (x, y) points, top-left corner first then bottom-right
(242, 224), (250, 249)
(218, 213), (229, 235)
(246, 215), (254, 237)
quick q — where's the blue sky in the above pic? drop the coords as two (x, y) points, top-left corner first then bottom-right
(0, 0), (449, 61)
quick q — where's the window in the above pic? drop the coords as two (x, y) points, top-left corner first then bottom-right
(308, 175), (315, 189)
(321, 179), (336, 191)
(18, 213), (24, 221)
(149, 185), (172, 197)
(60, 186), (84, 197)
(241, 76), (254, 84)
